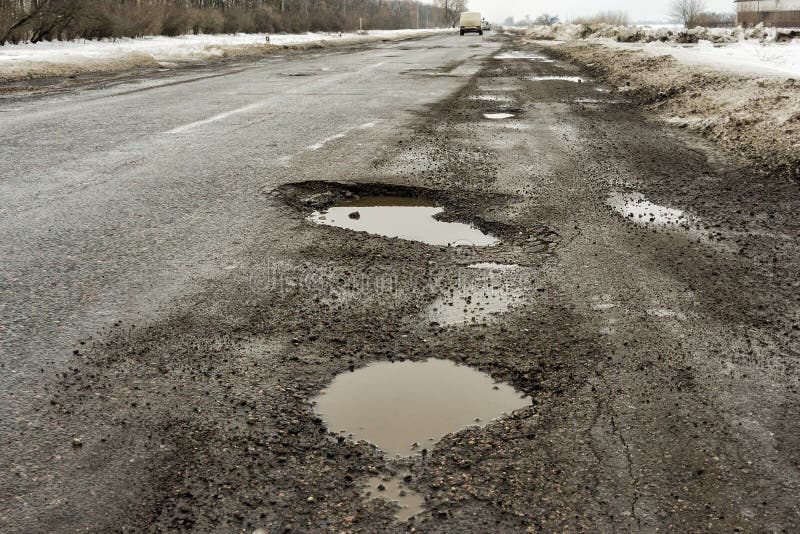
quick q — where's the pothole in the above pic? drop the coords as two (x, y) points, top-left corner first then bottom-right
(468, 262), (519, 271)
(607, 192), (708, 239)
(484, 112), (515, 120)
(364, 473), (423, 522)
(528, 75), (585, 83)
(309, 196), (499, 247)
(495, 51), (554, 62)
(401, 69), (455, 77)
(647, 308), (687, 320)
(315, 359), (529, 521)
(315, 359), (530, 458)
(483, 108), (522, 121)
(428, 265), (526, 326)
(470, 95), (513, 102)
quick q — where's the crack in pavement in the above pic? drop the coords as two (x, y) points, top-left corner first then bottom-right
(596, 369), (642, 528)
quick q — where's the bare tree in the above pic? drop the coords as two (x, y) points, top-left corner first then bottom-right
(437, 0), (467, 28)
(533, 13), (558, 26)
(668, 0), (707, 28)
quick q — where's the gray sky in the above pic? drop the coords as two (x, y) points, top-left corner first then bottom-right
(467, 0), (736, 23)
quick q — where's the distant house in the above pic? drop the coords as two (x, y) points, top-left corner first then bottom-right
(735, 0), (800, 26)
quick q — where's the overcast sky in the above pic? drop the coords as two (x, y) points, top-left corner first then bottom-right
(467, 0), (736, 23)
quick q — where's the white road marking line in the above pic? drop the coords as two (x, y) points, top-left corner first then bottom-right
(167, 102), (265, 134)
(306, 121), (380, 151)
(307, 133), (347, 151)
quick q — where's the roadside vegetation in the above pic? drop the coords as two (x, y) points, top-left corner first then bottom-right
(0, 0), (457, 45)
(532, 1), (736, 30)
(572, 10), (629, 26)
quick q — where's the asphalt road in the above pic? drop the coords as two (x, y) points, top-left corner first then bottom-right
(0, 33), (495, 410)
(2, 32), (799, 532)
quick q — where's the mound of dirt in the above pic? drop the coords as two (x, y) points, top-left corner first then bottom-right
(545, 41), (800, 181)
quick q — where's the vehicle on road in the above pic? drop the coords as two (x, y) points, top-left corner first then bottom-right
(482, 19), (491, 32)
(459, 12), (483, 36)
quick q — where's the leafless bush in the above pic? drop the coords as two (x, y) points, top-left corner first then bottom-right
(668, 0), (708, 28)
(693, 11), (736, 28)
(572, 10), (630, 26)
(533, 14), (559, 26)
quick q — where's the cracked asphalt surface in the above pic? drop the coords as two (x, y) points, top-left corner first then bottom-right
(1, 32), (799, 532)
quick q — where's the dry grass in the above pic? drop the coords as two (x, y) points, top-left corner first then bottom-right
(0, 53), (160, 83)
(572, 11), (630, 26)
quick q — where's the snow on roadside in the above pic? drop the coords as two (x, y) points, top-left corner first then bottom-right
(0, 29), (452, 80)
(524, 23), (800, 79)
(605, 38), (800, 79)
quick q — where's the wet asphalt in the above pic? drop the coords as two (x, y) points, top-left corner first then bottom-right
(2, 32), (800, 532)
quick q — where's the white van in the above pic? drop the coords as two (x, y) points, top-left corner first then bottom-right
(459, 12), (483, 36)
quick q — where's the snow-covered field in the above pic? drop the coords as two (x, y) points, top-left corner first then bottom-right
(0, 29), (451, 80)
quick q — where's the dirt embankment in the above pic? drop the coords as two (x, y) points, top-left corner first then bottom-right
(543, 41), (800, 181)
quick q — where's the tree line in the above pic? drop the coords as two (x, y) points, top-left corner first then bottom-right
(0, 0), (459, 44)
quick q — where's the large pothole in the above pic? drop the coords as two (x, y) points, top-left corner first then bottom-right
(427, 263), (527, 326)
(275, 181), (522, 248)
(314, 359), (530, 521)
(607, 191), (708, 240)
(315, 359), (529, 457)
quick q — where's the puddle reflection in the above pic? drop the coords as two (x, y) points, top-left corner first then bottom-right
(309, 196), (499, 247)
(315, 359), (530, 458)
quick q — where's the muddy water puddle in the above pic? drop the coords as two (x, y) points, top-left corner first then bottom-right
(314, 359), (530, 458)
(607, 192), (707, 239)
(309, 196), (499, 247)
(495, 51), (554, 62)
(429, 268), (526, 326)
(470, 94), (513, 102)
(484, 112), (515, 120)
(364, 473), (424, 522)
(468, 262), (520, 271)
(529, 75), (586, 83)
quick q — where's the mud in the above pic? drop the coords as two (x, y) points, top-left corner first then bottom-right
(364, 473), (424, 521)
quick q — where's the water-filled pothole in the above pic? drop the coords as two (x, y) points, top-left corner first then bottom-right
(309, 196), (499, 247)
(428, 264), (526, 326)
(484, 112), (515, 120)
(314, 359), (530, 458)
(528, 75), (585, 83)
(607, 192), (707, 239)
(495, 51), (554, 62)
(364, 473), (424, 522)
(470, 94), (513, 102)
